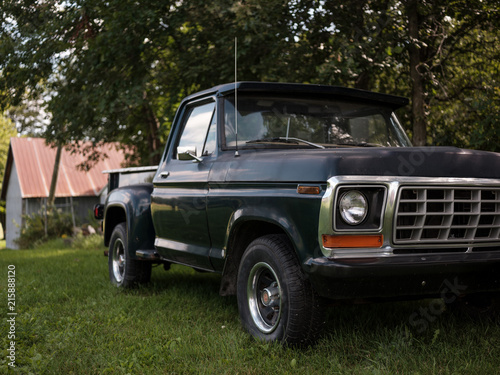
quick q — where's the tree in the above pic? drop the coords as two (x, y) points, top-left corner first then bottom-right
(0, 115), (16, 187)
(402, 0), (500, 146)
(310, 0), (499, 147)
(0, 115), (17, 236)
(1, 0), (312, 166)
(1, 0), (173, 166)
(1, 0), (499, 159)
(406, 0), (426, 146)
(427, 11), (500, 151)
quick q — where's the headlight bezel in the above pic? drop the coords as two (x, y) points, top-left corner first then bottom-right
(334, 185), (387, 231)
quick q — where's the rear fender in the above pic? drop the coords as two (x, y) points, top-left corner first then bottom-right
(104, 184), (156, 260)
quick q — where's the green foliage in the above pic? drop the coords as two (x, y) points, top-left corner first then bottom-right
(14, 208), (74, 249)
(1, 0), (499, 161)
(469, 90), (500, 152)
(0, 115), (16, 217)
(71, 233), (105, 251)
(429, 24), (500, 150)
(0, 115), (16, 183)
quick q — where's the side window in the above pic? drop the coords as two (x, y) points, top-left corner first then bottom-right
(176, 101), (215, 158)
(202, 114), (217, 156)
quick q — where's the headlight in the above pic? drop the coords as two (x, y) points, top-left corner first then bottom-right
(339, 190), (368, 225)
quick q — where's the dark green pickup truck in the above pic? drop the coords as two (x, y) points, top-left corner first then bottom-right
(97, 82), (500, 345)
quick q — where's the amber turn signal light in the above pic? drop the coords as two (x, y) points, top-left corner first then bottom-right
(297, 185), (321, 195)
(322, 234), (383, 248)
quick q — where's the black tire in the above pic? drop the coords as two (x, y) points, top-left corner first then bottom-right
(237, 234), (325, 346)
(108, 223), (152, 287)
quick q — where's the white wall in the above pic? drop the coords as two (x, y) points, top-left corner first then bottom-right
(5, 160), (23, 249)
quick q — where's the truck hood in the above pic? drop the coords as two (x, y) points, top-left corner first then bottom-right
(215, 147), (500, 183)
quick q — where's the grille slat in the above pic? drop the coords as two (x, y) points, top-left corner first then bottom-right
(394, 187), (500, 244)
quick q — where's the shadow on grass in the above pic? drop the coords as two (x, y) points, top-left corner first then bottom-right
(114, 264), (239, 316)
(132, 264), (223, 295)
(107, 261), (500, 352)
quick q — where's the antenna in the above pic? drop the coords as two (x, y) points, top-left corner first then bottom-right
(234, 37), (239, 157)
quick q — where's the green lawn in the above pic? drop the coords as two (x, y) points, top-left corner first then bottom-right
(1, 238), (499, 374)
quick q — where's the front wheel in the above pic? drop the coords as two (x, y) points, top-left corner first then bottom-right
(237, 234), (325, 345)
(108, 223), (152, 287)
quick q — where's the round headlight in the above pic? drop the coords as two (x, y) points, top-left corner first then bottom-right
(339, 190), (368, 225)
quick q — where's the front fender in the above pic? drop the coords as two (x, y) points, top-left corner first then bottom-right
(213, 189), (324, 296)
(104, 184), (156, 259)
(220, 188), (324, 264)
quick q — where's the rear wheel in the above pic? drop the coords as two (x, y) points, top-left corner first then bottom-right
(237, 234), (325, 345)
(108, 223), (152, 287)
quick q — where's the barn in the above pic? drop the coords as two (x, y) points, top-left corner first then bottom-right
(1, 137), (126, 249)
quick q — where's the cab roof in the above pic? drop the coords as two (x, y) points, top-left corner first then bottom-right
(182, 81), (409, 109)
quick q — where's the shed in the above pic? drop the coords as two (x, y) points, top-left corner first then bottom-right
(1, 137), (126, 249)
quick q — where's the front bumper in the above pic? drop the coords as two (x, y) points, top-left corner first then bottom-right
(304, 251), (500, 301)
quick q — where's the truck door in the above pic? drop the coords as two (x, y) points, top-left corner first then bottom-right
(151, 98), (217, 270)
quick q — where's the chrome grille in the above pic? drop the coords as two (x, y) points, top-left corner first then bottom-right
(394, 187), (500, 244)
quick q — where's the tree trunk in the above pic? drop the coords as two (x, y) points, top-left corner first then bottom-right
(355, 70), (371, 91)
(407, 0), (427, 146)
(48, 144), (62, 206)
(143, 94), (161, 165)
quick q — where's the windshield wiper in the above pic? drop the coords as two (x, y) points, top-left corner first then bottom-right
(335, 142), (383, 147)
(246, 137), (325, 149)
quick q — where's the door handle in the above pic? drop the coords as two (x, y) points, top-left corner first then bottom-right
(160, 171), (170, 179)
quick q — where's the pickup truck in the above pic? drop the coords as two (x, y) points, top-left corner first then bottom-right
(96, 82), (500, 345)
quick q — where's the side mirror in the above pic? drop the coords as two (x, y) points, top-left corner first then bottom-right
(177, 147), (203, 163)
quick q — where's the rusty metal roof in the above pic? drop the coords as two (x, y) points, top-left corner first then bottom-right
(2, 137), (126, 199)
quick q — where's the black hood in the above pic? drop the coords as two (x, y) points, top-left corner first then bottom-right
(218, 147), (500, 183)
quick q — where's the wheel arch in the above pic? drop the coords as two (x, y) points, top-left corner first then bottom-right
(104, 204), (127, 246)
(103, 184), (156, 258)
(219, 217), (300, 296)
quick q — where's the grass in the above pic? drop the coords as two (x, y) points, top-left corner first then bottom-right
(1, 238), (499, 374)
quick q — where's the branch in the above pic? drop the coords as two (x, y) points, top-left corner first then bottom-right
(433, 85), (488, 102)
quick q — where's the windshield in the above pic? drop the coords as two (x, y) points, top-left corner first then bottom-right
(223, 94), (411, 148)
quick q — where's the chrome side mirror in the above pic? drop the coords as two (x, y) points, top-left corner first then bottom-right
(177, 147), (203, 163)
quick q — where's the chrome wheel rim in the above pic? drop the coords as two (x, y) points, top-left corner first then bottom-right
(247, 262), (282, 334)
(112, 238), (126, 283)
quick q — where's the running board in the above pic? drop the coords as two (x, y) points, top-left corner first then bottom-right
(136, 249), (161, 260)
